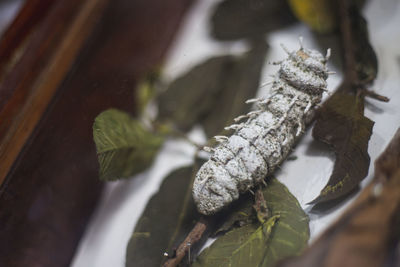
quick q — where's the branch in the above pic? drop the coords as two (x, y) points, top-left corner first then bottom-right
(338, 0), (358, 83)
(363, 88), (390, 102)
(163, 217), (209, 267)
(338, 0), (388, 102)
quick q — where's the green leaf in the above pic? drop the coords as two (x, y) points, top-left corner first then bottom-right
(213, 194), (256, 236)
(194, 216), (279, 267)
(311, 89), (374, 206)
(93, 109), (164, 181)
(125, 163), (203, 267)
(210, 0), (295, 40)
(157, 55), (232, 132)
(194, 178), (310, 267)
(201, 41), (268, 138)
(157, 42), (268, 138)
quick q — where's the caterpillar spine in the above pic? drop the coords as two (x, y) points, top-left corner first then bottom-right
(192, 42), (331, 215)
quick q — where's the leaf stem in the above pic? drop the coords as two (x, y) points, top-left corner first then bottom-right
(253, 186), (269, 223)
(363, 88), (390, 102)
(153, 120), (205, 150)
(171, 128), (204, 150)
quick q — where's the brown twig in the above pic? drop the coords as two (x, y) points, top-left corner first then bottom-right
(338, 0), (389, 102)
(163, 217), (209, 267)
(338, 0), (358, 83)
(363, 88), (390, 102)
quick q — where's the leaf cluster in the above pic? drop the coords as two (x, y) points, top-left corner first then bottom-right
(89, 0), (391, 266)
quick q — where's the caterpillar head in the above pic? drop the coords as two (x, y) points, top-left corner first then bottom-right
(192, 160), (239, 215)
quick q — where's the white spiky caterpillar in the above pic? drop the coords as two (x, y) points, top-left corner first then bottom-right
(192, 41), (331, 215)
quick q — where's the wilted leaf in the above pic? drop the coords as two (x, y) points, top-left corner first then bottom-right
(194, 178), (309, 267)
(93, 109), (164, 181)
(126, 163), (204, 267)
(288, 0), (337, 33)
(310, 0), (378, 207)
(157, 42), (268, 138)
(277, 129), (400, 267)
(311, 89), (374, 206)
(210, 0), (295, 40)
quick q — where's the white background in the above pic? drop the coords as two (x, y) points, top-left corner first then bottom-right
(71, 0), (400, 266)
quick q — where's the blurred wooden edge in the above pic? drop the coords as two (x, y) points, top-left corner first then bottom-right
(0, 0), (54, 82)
(0, 0), (193, 265)
(0, 0), (110, 186)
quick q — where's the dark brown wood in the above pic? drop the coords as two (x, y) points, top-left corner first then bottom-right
(0, 0), (77, 110)
(0, 0), (54, 83)
(0, 0), (110, 185)
(0, 0), (193, 266)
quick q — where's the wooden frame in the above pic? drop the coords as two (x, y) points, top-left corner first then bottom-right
(0, 0), (193, 266)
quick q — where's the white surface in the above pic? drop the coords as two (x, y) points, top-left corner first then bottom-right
(0, 0), (25, 37)
(71, 0), (400, 266)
